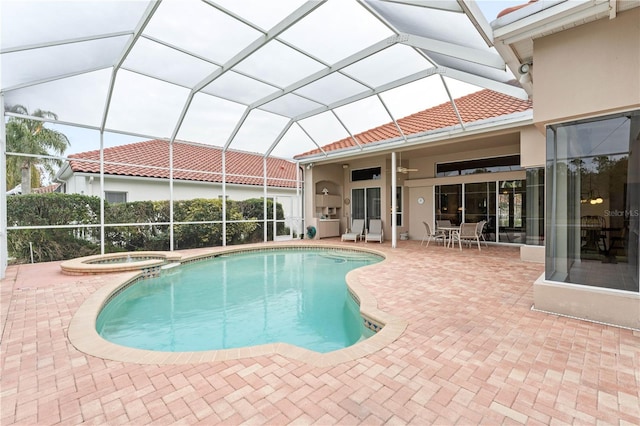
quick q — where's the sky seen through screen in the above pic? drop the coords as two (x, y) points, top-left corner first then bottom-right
(18, 0), (526, 177)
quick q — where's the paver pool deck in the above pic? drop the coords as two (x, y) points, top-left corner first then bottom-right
(1, 240), (639, 425)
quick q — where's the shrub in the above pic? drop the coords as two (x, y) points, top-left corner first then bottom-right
(6, 194), (289, 262)
(7, 193), (101, 263)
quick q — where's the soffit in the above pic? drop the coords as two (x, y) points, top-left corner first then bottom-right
(491, 0), (640, 93)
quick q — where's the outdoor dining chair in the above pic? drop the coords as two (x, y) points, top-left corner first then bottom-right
(476, 220), (489, 247)
(421, 221), (446, 247)
(451, 222), (483, 251)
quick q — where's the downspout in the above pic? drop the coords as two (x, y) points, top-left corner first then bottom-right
(297, 163), (304, 239)
(0, 96), (7, 279)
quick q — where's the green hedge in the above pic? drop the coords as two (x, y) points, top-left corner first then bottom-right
(7, 193), (102, 262)
(7, 194), (289, 263)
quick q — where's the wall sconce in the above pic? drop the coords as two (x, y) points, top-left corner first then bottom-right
(518, 62), (532, 85)
(342, 164), (349, 169)
(306, 163), (314, 170)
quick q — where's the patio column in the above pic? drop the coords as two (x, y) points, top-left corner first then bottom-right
(99, 131), (105, 255)
(169, 140), (174, 251)
(222, 150), (227, 247)
(263, 157), (268, 243)
(0, 96), (7, 279)
(391, 151), (397, 248)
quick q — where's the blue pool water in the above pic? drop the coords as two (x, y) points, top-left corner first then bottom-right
(96, 249), (381, 353)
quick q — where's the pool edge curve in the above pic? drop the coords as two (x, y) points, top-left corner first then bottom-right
(67, 243), (408, 367)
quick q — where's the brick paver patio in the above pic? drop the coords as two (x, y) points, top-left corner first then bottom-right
(1, 240), (639, 425)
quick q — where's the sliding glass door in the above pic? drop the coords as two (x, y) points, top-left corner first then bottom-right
(352, 187), (381, 231)
(498, 180), (526, 243)
(435, 180), (526, 244)
(464, 182), (496, 241)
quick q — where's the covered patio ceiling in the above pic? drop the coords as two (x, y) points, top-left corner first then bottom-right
(1, 0), (527, 160)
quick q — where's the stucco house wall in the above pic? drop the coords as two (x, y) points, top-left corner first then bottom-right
(306, 130), (525, 242)
(534, 7), (640, 126)
(531, 6), (640, 329)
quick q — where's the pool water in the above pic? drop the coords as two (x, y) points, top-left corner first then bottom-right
(96, 249), (381, 353)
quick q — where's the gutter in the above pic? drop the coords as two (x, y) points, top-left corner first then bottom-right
(295, 110), (533, 164)
(492, 0), (610, 44)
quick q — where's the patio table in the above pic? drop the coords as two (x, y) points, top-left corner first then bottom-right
(437, 225), (460, 248)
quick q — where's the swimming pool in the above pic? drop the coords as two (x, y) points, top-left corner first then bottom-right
(96, 249), (382, 353)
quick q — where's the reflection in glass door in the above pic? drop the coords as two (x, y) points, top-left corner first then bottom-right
(498, 180), (526, 243)
(352, 187), (381, 231)
(435, 180), (526, 244)
(435, 184), (462, 224)
(464, 182), (496, 242)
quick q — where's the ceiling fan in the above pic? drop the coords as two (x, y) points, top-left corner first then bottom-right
(397, 166), (418, 174)
(396, 152), (418, 174)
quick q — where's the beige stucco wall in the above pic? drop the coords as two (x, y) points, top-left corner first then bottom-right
(534, 275), (640, 330)
(534, 7), (640, 126)
(520, 125), (545, 168)
(307, 133), (525, 242)
(532, 8), (640, 329)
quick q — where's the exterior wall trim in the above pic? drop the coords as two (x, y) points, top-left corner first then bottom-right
(533, 274), (640, 330)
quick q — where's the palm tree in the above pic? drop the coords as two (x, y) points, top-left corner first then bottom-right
(5, 105), (70, 194)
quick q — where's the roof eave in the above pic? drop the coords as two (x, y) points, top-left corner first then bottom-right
(295, 110), (534, 164)
(491, 0), (615, 98)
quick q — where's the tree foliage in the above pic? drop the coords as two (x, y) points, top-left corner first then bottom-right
(5, 105), (70, 193)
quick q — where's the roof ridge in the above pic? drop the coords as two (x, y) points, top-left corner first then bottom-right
(69, 139), (279, 159)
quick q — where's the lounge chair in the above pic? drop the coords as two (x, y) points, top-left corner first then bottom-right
(341, 219), (365, 242)
(365, 219), (384, 243)
(421, 221), (446, 247)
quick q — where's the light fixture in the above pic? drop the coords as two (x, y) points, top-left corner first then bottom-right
(581, 174), (604, 204)
(342, 164), (349, 169)
(518, 62), (532, 85)
(306, 163), (314, 170)
(583, 192), (604, 204)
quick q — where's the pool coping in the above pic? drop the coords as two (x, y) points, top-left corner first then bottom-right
(67, 243), (408, 367)
(59, 251), (182, 275)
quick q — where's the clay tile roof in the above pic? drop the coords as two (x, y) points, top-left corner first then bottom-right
(33, 183), (61, 193)
(497, 0), (538, 18)
(68, 140), (298, 188)
(294, 89), (532, 159)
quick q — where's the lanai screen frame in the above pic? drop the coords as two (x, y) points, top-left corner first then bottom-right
(0, 0), (528, 279)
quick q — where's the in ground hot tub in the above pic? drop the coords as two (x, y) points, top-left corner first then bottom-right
(60, 251), (180, 275)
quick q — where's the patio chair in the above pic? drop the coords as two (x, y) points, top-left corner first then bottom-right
(341, 219), (365, 242)
(436, 219), (452, 229)
(365, 219), (384, 243)
(452, 222), (482, 251)
(421, 221), (446, 247)
(477, 220), (489, 247)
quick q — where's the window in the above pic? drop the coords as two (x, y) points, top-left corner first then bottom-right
(351, 167), (381, 182)
(546, 111), (639, 292)
(436, 155), (521, 177)
(525, 168), (544, 246)
(105, 191), (127, 204)
(394, 186), (402, 227)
